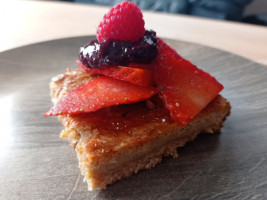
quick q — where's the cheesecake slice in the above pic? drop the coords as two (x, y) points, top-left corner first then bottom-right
(50, 68), (231, 190)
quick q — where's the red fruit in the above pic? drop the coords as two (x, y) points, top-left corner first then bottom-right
(127, 63), (154, 71)
(44, 76), (157, 116)
(154, 38), (223, 125)
(97, 1), (145, 42)
(77, 60), (154, 86)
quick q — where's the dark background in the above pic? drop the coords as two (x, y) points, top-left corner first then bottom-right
(56, 0), (267, 26)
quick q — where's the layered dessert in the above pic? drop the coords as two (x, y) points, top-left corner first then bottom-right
(45, 1), (231, 190)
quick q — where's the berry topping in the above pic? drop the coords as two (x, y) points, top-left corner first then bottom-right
(45, 0), (225, 124)
(79, 30), (158, 68)
(154, 38), (224, 126)
(44, 76), (157, 116)
(77, 60), (154, 86)
(97, 1), (145, 42)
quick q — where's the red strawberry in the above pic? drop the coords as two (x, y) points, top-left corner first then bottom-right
(97, 1), (145, 42)
(44, 76), (157, 116)
(154, 38), (223, 125)
(77, 60), (154, 86)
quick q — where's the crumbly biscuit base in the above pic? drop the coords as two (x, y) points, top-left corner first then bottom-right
(51, 69), (231, 190)
(60, 96), (230, 190)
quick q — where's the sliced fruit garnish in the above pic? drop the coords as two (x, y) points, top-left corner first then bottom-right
(77, 60), (154, 86)
(154, 38), (224, 125)
(44, 76), (157, 116)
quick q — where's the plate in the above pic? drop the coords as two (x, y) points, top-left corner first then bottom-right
(0, 36), (267, 199)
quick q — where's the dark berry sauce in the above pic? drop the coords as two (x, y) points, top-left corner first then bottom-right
(79, 30), (158, 68)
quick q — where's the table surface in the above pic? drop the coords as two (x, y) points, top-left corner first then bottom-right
(1, 0), (267, 66)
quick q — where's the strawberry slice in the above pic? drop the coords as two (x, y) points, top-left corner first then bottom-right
(44, 76), (157, 116)
(154, 38), (223, 126)
(77, 60), (154, 86)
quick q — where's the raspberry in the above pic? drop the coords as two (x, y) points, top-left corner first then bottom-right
(97, 1), (145, 42)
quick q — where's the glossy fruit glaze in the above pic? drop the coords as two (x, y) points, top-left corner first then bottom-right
(79, 30), (158, 68)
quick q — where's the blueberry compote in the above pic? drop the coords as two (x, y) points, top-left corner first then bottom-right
(79, 30), (158, 68)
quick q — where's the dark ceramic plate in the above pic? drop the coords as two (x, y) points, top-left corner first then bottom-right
(0, 36), (267, 200)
